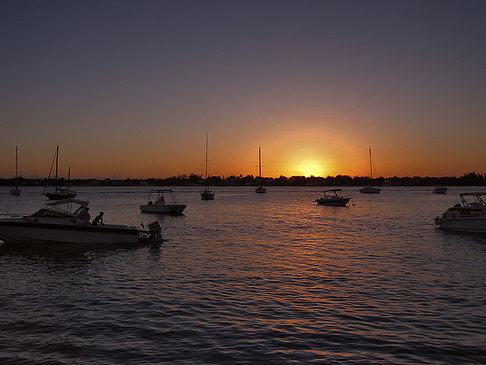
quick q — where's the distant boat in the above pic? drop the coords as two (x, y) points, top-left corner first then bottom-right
(314, 189), (351, 206)
(201, 133), (215, 200)
(10, 145), (21, 196)
(43, 146), (77, 200)
(434, 192), (486, 233)
(255, 146), (266, 194)
(140, 190), (187, 214)
(359, 148), (381, 194)
(433, 186), (448, 194)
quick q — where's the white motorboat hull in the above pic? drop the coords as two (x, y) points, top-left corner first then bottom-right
(0, 219), (145, 245)
(435, 216), (486, 233)
(140, 203), (186, 214)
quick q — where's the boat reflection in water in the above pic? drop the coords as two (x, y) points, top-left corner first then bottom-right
(0, 199), (162, 245)
(434, 192), (486, 233)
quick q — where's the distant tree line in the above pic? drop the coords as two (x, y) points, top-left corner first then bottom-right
(1, 172), (485, 186)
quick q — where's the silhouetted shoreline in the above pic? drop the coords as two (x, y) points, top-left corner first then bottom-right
(1, 172), (484, 187)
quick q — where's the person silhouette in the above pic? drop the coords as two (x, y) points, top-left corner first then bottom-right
(92, 211), (104, 226)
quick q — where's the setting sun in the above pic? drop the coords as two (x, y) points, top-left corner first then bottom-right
(297, 160), (326, 177)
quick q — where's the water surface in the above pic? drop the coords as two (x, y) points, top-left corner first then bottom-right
(1, 186), (485, 364)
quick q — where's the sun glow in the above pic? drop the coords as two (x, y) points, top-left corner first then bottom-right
(298, 160), (326, 177)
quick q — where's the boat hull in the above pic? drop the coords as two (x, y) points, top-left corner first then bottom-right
(45, 191), (77, 200)
(315, 197), (351, 207)
(0, 220), (143, 245)
(436, 217), (486, 233)
(255, 186), (266, 194)
(140, 204), (186, 214)
(201, 191), (215, 200)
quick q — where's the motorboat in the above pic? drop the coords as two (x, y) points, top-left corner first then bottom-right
(359, 186), (381, 194)
(360, 148), (381, 194)
(140, 189), (187, 214)
(43, 146), (77, 200)
(255, 147), (266, 194)
(0, 199), (162, 245)
(433, 186), (448, 194)
(434, 192), (486, 233)
(315, 189), (351, 206)
(255, 185), (266, 194)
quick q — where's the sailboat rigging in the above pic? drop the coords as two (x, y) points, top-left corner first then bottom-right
(200, 133), (215, 200)
(255, 146), (266, 193)
(10, 145), (21, 196)
(43, 146), (77, 200)
(359, 148), (381, 194)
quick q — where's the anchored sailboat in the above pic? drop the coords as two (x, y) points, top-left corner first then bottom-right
(359, 148), (381, 194)
(43, 146), (77, 200)
(255, 146), (266, 193)
(200, 133), (215, 200)
(10, 145), (21, 196)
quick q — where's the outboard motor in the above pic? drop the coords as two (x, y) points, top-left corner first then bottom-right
(148, 220), (162, 243)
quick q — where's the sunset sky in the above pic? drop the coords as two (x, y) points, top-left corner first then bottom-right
(1, 0), (485, 179)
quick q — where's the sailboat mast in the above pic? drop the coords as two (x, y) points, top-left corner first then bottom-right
(55, 145), (59, 192)
(369, 148), (373, 180)
(15, 145), (18, 189)
(205, 133), (209, 182)
(258, 147), (262, 178)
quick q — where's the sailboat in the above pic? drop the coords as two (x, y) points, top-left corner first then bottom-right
(10, 145), (21, 196)
(200, 133), (215, 200)
(359, 148), (381, 194)
(43, 146), (77, 200)
(255, 146), (266, 193)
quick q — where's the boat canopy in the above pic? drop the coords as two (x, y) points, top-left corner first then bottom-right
(323, 189), (342, 193)
(47, 198), (89, 208)
(148, 189), (174, 193)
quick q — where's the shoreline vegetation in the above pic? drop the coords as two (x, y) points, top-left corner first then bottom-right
(1, 172), (485, 187)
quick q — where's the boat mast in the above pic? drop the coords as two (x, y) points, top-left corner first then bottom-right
(15, 145), (18, 189)
(67, 166), (71, 191)
(258, 147), (262, 178)
(55, 145), (59, 192)
(369, 148), (373, 180)
(205, 133), (209, 188)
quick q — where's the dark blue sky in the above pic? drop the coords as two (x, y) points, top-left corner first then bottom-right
(1, 0), (485, 178)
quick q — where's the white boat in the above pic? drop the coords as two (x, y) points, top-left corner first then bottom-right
(43, 146), (77, 200)
(255, 146), (266, 194)
(433, 186), (448, 194)
(200, 133), (215, 200)
(315, 189), (351, 206)
(140, 189), (187, 214)
(0, 199), (162, 245)
(10, 145), (21, 196)
(434, 192), (486, 233)
(359, 148), (381, 194)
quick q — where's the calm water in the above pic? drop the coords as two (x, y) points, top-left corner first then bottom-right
(1, 186), (485, 364)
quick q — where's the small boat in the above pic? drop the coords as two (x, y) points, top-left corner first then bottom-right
(315, 189), (351, 206)
(433, 186), (448, 194)
(140, 189), (187, 214)
(0, 199), (162, 245)
(43, 146), (77, 200)
(359, 148), (381, 194)
(434, 192), (486, 233)
(200, 133), (215, 200)
(10, 145), (21, 196)
(255, 146), (266, 194)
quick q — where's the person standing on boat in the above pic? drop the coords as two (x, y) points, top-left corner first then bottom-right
(92, 211), (104, 226)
